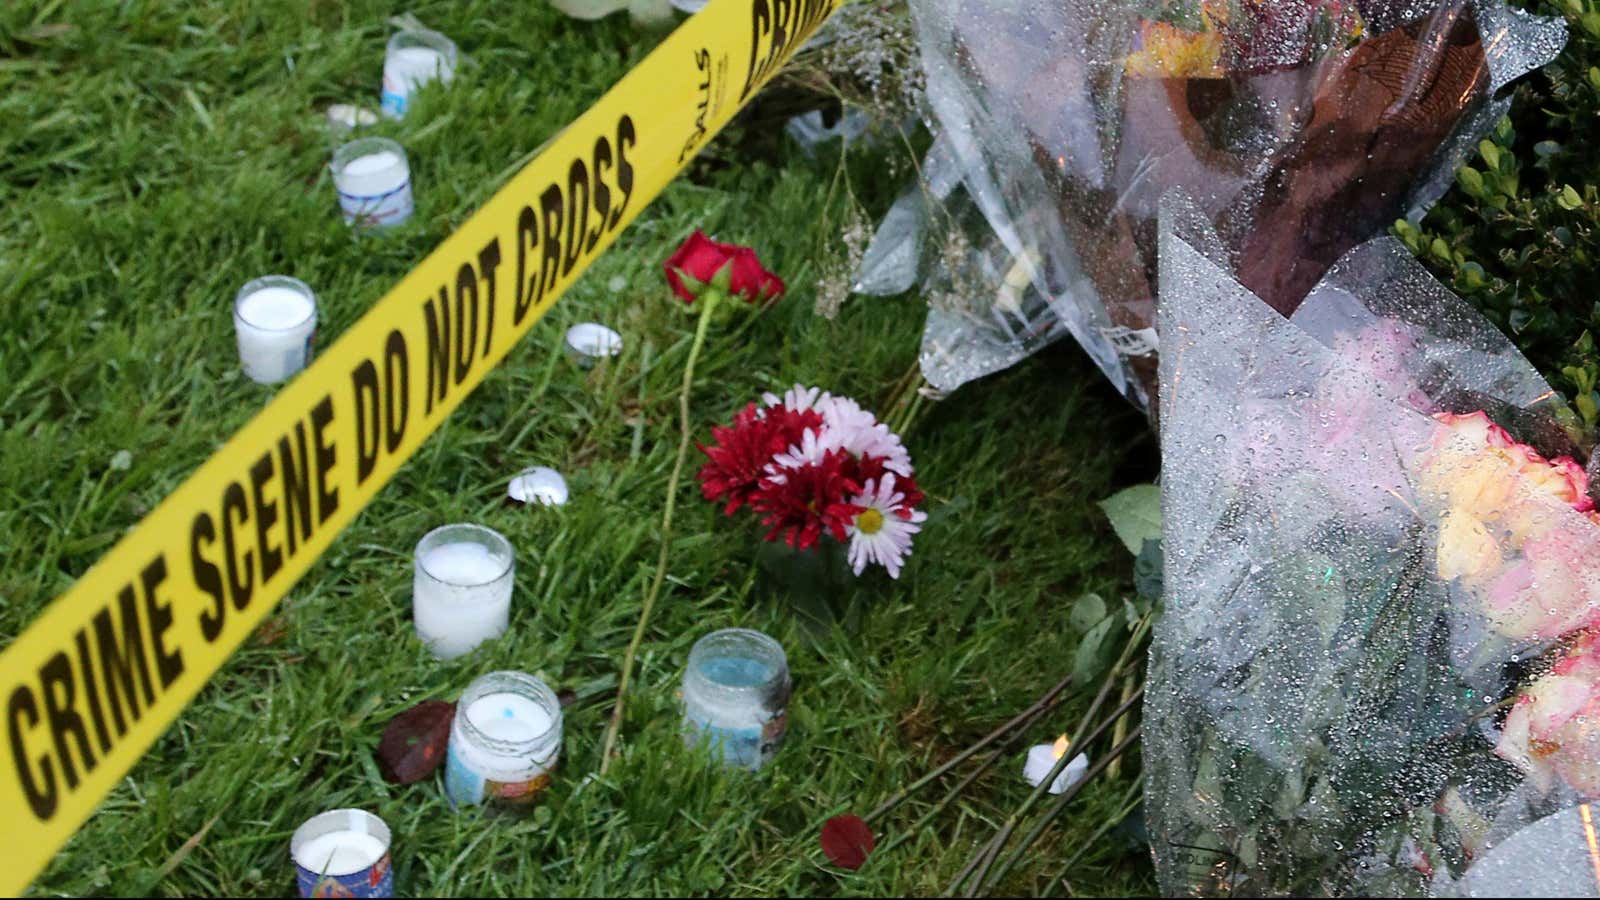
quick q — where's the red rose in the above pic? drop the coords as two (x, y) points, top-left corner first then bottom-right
(663, 230), (785, 304)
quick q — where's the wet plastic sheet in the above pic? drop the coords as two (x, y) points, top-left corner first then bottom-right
(860, 0), (1564, 409)
(1147, 196), (1600, 896)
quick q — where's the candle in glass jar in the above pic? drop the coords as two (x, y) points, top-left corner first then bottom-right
(412, 524), (514, 660)
(234, 276), (317, 384)
(331, 138), (413, 228)
(381, 30), (458, 119)
(289, 808), (393, 898)
(682, 628), (790, 770)
(446, 671), (562, 807)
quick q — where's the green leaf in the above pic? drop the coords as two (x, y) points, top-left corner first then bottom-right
(1559, 184), (1584, 210)
(1072, 614), (1118, 685)
(1134, 538), (1164, 602)
(1456, 166), (1484, 196)
(1477, 140), (1501, 171)
(1070, 593), (1107, 633)
(1098, 483), (1161, 555)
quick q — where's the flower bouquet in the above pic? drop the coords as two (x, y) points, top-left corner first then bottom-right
(1146, 196), (1600, 895)
(697, 385), (927, 623)
(857, 0), (1564, 411)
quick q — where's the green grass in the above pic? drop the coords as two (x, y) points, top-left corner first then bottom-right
(0, 1), (1154, 895)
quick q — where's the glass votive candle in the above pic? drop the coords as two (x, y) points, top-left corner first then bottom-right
(446, 670), (562, 807)
(290, 808), (393, 898)
(412, 523), (514, 660)
(331, 137), (414, 229)
(564, 323), (623, 368)
(234, 276), (317, 384)
(682, 628), (791, 770)
(381, 29), (458, 119)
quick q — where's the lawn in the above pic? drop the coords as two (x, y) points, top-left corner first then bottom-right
(0, 1), (1154, 895)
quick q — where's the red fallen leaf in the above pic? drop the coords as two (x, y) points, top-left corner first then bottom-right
(820, 814), (875, 870)
(377, 700), (455, 784)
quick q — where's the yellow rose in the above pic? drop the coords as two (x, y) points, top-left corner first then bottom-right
(1435, 509), (1500, 581)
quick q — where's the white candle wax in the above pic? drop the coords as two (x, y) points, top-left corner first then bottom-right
(1023, 743), (1090, 795)
(332, 140), (413, 228)
(413, 540), (513, 660)
(293, 829), (386, 876)
(234, 282), (316, 384)
(469, 692), (554, 744)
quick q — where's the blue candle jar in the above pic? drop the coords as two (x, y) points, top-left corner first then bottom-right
(681, 628), (790, 770)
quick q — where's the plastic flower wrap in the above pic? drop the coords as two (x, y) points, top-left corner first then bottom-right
(697, 386), (927, 578)
(854, 0), (1564, 412)
(1146, 196), (1600, 895)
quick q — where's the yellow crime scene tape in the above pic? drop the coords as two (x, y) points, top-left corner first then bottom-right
(0, 0), (840, 889)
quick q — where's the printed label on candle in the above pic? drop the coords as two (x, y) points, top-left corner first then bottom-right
(293, 847), (392, 899)
(444, 744), (553, 807)
(683, 706), (786, 770)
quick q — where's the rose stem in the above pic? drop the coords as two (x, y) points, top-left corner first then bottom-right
(962, 614), (1151, 892)
(865, 671), (1075, 825)
(599, 289), (722, 775)
(979, 725), (1144, 894)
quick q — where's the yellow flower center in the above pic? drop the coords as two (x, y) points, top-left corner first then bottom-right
(857, 508), (885, 535)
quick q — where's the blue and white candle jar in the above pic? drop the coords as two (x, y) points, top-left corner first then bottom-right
(380, 29), (457, 119)
(682, 628), (790, 770)
(331, 138), (413, 229)
(445, 671), (562, 807)
(289, 808), (393, 898)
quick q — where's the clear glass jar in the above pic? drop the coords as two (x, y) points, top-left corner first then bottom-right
(445, 671), (562, 807)
(412, 523), (514, 660)
(330, 137), (413, 228)
(381, 29), (458, 119)
(682, 628), (790, 770)
(233, 275), (317, 385)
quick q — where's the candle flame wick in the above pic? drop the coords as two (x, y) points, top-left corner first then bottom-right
(1052, 735), (1070, 758)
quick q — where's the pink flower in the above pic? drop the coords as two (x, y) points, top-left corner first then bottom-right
(1481, 526), (1600, 641)
(1497, 632), (1600, 796)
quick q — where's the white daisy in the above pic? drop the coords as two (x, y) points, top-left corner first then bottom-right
(846, 474), (927, 579)
(762, 383), (824, 413)
(766, 426), (828, 479)
(816, 395), (914, 476)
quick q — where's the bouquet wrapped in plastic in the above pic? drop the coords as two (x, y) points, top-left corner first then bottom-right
(1147, 195), (1600, 896)
(856, 0), (1564, 411)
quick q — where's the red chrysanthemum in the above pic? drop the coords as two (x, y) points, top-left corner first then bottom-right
(752, 449), (865, 550)
(696, 403), (823, 515)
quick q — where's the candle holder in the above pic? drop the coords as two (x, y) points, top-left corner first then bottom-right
(331, 137), (414, 229)
(563, 323), (623, 368)
(412, 523), (514, 660)
(289, 808), (393, 898)
(446, 670), (562, 807)
(234, 276), (317, 385)
(507, 466), (568, 506)
(682, 628), (790, 770)
(381, 29), (458, 119)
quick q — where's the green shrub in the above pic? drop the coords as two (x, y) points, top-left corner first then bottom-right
(1395, 0), (1600, 441)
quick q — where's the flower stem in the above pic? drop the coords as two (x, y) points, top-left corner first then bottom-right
(599, 290), (721, 775)
(865, 671), (1075, 824)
